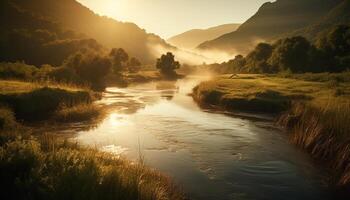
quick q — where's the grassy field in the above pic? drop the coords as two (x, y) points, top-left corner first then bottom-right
(0, 129), (185, 200)
(0, 79), (185, 200)
(0, 80), (99, 122)
(193, 73), (350, 194)
(193, 73), (350, 113)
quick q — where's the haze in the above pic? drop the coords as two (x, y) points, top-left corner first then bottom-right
(77, 0), (269, 38)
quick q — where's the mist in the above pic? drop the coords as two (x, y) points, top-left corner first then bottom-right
(149, 43), (237, 65)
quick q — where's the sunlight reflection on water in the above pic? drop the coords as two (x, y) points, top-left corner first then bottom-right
(74, 76), (330, 200)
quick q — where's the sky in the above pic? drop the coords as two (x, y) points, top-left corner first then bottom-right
(77, 0), (269, 39)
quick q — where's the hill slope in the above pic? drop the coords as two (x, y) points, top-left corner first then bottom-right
(168, 24), (240, 50)
(198, 0), (342, 54)
(0, 0), (103, 66)
(9, 0), (173, 63)
(290, 0), (350, 41)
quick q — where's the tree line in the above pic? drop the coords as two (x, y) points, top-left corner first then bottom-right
(209, 25), (350, 74)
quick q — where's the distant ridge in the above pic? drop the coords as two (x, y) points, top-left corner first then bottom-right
(167, 24), (240, 50)
(8, 0), (175, 63)
(198, 0), (343, 54)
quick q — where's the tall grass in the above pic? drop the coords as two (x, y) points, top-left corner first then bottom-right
(0, 133), (185, 200)
(278, 100), (350, 192)
(53, 103), (102, 123)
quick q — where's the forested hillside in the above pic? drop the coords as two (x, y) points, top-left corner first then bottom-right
(7, 0), (174, 63)
(168, 24), (240, 50)
(198, 0), (343, 54)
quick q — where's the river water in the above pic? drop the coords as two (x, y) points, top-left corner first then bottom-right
(74, 76), (330, 200)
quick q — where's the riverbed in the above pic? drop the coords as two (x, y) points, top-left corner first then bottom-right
(73, 76), (330, 200)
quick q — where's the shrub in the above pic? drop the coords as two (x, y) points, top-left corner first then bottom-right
(156, 52), (180, 76)
(0, 107), (17, 131)
(0, 87), (92, 121)
(0, 62), (38, 80)
(65, 50), (112, 90)
(278, 101), (350, 189)
(53, 104), (101, 123)
(0, 138), (185, 200)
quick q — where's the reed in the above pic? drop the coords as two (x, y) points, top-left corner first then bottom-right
(278, 100), (350, 192)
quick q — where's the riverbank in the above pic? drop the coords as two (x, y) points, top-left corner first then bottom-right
(0, 80), (185, 200)
(192, 73), (350, 196)
(107, 70), (185, 88)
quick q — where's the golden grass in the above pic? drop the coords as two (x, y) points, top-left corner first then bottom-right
(0, 79), (89, 95)
(53, 103), (102, 123)
(278, 101), (350, 190)
(0, 134), (185, 200)
(0, 80), (97, 121)
(194, 74), (350, 111)
(194, 73), (350, 192)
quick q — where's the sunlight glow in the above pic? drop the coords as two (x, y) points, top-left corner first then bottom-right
(77, 0), (268, 38)
(108, 113), (130, 127)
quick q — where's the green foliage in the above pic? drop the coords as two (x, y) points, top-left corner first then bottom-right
(0, 87), (91, 121)
(316, 25), (350, 57)
(0, 62), (38, 80)
(0, 1), (103, 66)
(242, 43), (274, 73)
(278, 101), (350, 188)
(210, 25), (350, 74)
(109, 48), (129, 74)
(47, 66), (82, 84)
(0, 107), (17, 131)
(268, 36), (313, 72)
(156, 52), (180, 75)
(65, 50), (112, 90)
(316, 25), (350, 72)
(0, 137), (185, 200)
(53, 104), (101, 123)
(219, 55), (246, 74)
(127, 57), (142, 73)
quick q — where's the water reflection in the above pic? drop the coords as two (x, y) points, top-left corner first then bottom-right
(74, 76), (330, 200)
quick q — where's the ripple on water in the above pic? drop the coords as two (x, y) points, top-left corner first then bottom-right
(73, 77), (330, 200)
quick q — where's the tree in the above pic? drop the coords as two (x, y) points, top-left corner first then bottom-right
(127, 57), (141, 73)
(109, 48), (129, 73)
(156, 52), (180, 75)
(227, 55), (246, 73)
(316, 25), (350, 72)
(244, 43), (273, 73)
(316, 25), (350, 57)
(268, 36), (312, 73)
(65, 50), (111, 90)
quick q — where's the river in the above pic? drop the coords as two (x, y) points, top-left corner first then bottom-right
(72, 76), (330, 200)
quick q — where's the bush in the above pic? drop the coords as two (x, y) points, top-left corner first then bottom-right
(65, 50), (112, 90)
(0, 62), (38, 80)
(0, 138), (185, 200)
(0, 87), (92, 121)
(156, 52), (180, 76)
(0, 107), (17, 131)
(53, 104), (101, 123)
(48, 66), (82, 85)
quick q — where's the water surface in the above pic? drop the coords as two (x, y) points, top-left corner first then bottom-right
(74, 76), (329, 200)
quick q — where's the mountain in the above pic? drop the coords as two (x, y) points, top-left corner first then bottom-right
(198, 0), (343, 54)
(167, 24), (240, 50)
(0, 0), (104, 66)
(289, 0), (350, 41)
(8, 0), (174, 63)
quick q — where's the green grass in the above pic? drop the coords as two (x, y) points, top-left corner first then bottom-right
(193, 73), (350, 192)
(0, 80), (95, 121)
(193, 74), (350, 113)
(0, 62), (38, 80)
(53, 103), (102, 123)
(278, 101), (350, 193)
(0, 135), (185, 200)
